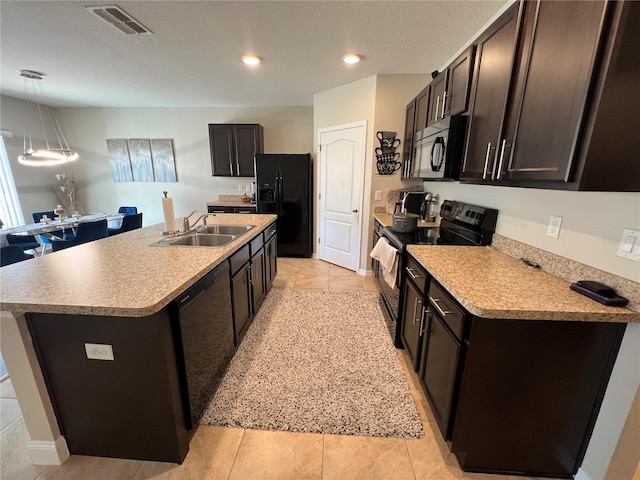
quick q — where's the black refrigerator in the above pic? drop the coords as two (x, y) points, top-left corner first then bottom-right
(254, 153), (312, 257)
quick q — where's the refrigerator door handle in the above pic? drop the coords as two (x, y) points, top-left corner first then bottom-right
(274, 174), (280, 216)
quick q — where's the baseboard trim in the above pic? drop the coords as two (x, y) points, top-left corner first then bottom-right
(27, 436), (69, 465)
(574, 468), (592, 480)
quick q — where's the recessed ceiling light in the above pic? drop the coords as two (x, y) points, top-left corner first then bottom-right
(242, 55), (261, 66)
(343, 54), (361, 64)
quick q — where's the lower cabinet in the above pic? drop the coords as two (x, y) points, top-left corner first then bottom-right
(400, 279), (425, 370)
(419, 282), (465, 440)
(400, 255), (429, 369)
(229, 224), (277, 346)
(265, 228), (277, 290)
(403, 253), (627, 478)
(230, 262), (252, 344)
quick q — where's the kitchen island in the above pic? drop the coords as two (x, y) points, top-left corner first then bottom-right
(405, 244), (639, 478)
(0, 213), (276, 465)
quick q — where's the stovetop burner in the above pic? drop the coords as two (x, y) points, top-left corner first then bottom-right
(385, 227), (439, 247)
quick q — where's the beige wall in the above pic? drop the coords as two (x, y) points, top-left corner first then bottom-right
(0, 95), (65, 223)
(313, 74), (429, 271)
(54, 106), (313, 226)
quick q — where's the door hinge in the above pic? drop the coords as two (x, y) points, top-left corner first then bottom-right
(319, 145), (322, 152)
(319, 193), (322, 200)
(318, 238), (320, 244)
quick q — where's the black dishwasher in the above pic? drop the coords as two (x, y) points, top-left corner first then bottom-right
(171, 261), (234, 429)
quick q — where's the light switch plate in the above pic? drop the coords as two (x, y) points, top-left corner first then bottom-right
(375, 190), (382, 201)
(547, 215), (562, 239)
(85, 343), (114, 361)
(616, 229), (640, 262)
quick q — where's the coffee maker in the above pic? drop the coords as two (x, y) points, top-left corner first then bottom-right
(420, 193), (438, 221)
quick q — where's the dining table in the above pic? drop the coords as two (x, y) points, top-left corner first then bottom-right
(0, 213), (124, 248)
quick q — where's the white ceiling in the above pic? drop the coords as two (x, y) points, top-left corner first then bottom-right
(1, 1), (508, 108)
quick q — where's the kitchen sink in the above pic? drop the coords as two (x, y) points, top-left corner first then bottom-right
(168, 234), (236, 247)
(151, 224), (254, 248)
(151, 233), (236, 248)
(197, 224), (254, 235)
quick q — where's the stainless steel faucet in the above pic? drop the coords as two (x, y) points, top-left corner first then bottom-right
(182, 211), (215, 233)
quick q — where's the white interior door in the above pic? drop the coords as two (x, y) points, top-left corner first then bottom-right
(318, 122), (366, 271)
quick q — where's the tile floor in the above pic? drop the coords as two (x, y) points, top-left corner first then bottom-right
(0, 258), (549, 480)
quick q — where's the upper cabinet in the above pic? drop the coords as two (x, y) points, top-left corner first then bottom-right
(460, 0), (640, 191)
(209, 124), (264, 177)
(459, 4), (521, 181)
(403, 47), (475, 179)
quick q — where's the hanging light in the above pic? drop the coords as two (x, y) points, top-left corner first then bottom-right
(18, 70), (79, 167)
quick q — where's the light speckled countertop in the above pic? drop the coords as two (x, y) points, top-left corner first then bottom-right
(374, 213), (439, 230)
(407, 245), (640, 323)
(0, 213), (276, 318)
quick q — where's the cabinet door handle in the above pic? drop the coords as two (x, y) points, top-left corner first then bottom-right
(411, 297), (418, 325)
(496, 139), (507, 180)
(248, 265), (253, 285)
(416, 298), (423, 326)
(419, 306), (427, 336)
(482, 143), (492, 179)
(441, 91), (447, 119)
(434, 96), (440, 122)
(429, 297), (452, 317)
(406, 267), (421, 280)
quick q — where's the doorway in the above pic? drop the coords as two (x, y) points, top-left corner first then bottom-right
(317, 121), (366, 271)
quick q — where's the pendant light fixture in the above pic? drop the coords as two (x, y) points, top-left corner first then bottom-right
(18, 70), (79, 167)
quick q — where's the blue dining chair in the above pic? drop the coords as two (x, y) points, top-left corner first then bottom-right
(118, 206), (138, 216)
(6, 234), (41, 254)
(1, 245), (34, 267)
(108, 212), (143, 236)
(51, 219), (108, 252)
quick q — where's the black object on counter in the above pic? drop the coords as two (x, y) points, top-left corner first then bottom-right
(570, 282), (629, 306)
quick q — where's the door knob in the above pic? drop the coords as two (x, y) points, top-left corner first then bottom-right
(352, 209), (358, 213)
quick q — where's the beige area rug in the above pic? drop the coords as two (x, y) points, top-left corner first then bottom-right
(201, 289), (424, 439)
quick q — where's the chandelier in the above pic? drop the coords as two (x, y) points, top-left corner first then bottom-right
(18, 70), (79, 167)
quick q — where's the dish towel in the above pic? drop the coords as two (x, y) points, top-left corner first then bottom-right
(370, 237), (398, 288)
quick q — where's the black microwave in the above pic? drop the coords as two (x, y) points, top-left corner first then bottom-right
(412, 115), (467, 180)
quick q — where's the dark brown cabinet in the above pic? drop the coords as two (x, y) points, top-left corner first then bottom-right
(249, 233), (267, 313)
(419, 282), (465, 440)
(402, 252), (627, 478)
(207, 205), (256, 214)
(460, 3), (520, 181)
(500, 0), (607, 183)
(428, 47), (475, 128)
(426, 73), (447, 127)
(445, 47), (475, 117)
(461, 0), (640, 191)
(414, 86), (430, 136)
(402, 100), (417, 178)
(400, 256), (428, 370)
(264, 223), (277, 290)
(208, 124), (264, 177)
(230, 244), (252, 344)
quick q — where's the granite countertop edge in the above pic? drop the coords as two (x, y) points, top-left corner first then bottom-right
(407, 245), (640, 323)
(0, 213), (276, 318)
(373, 212), (439, 229)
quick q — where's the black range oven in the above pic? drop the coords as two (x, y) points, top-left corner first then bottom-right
(375, 200), (497, 348)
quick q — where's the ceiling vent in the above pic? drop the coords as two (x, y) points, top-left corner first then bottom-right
(87, 5), (152, 35)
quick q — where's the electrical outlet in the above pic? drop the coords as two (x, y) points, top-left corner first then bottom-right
(238, 184), (244, 191)
(616, 229), (640, 262)
(84, 343), (114, 361)
(547, 215), (562, 239)
(245, 184), (252, 191)
(375, 190), (382, 201)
